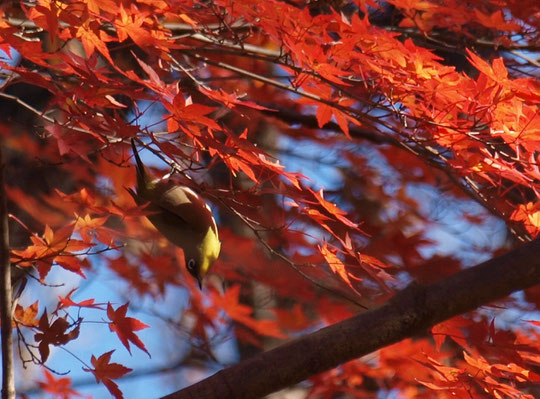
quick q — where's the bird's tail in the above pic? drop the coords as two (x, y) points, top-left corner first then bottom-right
(131, 139), (147, 189)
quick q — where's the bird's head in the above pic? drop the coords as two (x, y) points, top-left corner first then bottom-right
(184, 226), (221, 289)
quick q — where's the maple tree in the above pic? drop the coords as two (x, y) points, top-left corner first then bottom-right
(0, 0), (539, 398)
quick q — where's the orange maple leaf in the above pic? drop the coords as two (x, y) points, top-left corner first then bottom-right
(76, 20), (114, 64)
(74, 214), (115, 244)
(13, 301), (40, 327)
(114, 4), (153, 47)
(311, 188), (359, 229)
(11, 223), (92, 280)
(511, 202), (540, 237)
(319, 242), (352, 287)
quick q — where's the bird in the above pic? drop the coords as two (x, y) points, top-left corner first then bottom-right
(128, 139), (221, 288)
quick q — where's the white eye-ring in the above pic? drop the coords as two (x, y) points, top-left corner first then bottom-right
(187, 259), (196, 271)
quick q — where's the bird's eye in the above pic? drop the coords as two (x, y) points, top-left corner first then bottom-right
(187, 258), (196, 272)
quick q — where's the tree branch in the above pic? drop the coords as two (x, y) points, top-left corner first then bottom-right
(260, 105), (394, 145)
(162, 238), (540, 399)
(0, 145), (15, 399)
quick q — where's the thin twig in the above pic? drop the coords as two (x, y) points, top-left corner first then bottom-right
(221, 202), (373, 310)
(186, 33), (283, 58)
(0, 145), (15, 399)
(5, 17), (252, 35)
(508, 50), (540, 68)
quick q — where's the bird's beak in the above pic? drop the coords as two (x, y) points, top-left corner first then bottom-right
(196, 273), (203, 290)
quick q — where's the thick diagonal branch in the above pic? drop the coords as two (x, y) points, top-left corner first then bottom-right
(162, 237), (540, 399)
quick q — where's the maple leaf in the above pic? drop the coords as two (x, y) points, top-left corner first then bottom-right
(107, 256), (153, 294)
(11, 223), (92, 280)
(76, 20), (114, 64)
(115, 5), (145, 42)
(83, 351), (132, 399)
(511, 202), (540, 237)
(74, 214), (115, 244)
(316, 103), (334, 129)
(107, 302), (150, 356)
(299, 85), (360, 137)
(462, 351), (535, 398)
(199, 87), (274, 111)
(13, 301), (40, 327)
(311, 188), (359, 230)
(221, 153), (259, 183)
(86, 0), (119, 14)
(6, 186), (66, 227)
(416, 355), (465, 390)
(124, 54), (174, 99)
(139, 253), (183, 294)
(319, 242), (352, 287)
(113, 4), (170, 51)
(210, 286), (285, 339)
(27, 2), (60, 38)
(473, 9), (521, 30)
(215, 128), (289, 183)
(467, 50), (509, 83)
(431, 316), (472, 351)
(55, 188), (103, 214)
(273, 303), (311, 332)
(54, 288), (106, 313)
(168, 94), (220, 132)
(45, 125), (96, 163)
(39, 369), (85, 399)
(34, 311), (81, 362)
(316, 297), (355, 325)
(185, 303), (218, 345)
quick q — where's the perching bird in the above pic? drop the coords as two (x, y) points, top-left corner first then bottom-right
(128, 139), (221, 288)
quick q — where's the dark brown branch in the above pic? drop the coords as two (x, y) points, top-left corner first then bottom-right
(0, 145), (15, 399)
(6, 17), (251, 35)
(384, 26), (540, 52)
(162, 238), (540, 399)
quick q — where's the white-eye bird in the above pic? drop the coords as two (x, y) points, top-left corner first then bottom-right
(128, 139), (221, 288)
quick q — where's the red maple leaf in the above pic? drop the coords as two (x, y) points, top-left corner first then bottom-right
(107, 302), (150, 356)
(83, 350), (132, 399)
(210, 285), (285, 339)
(38, 369), (85, 399)
(54, 288), (106, 313)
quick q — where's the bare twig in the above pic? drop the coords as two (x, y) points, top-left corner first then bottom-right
(0, 145), (15, 399)
(5, 17), (252, 35)
(508, 50), (540, 68)
(0, 92), (97, 136)
(220, 202), (373, 310)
